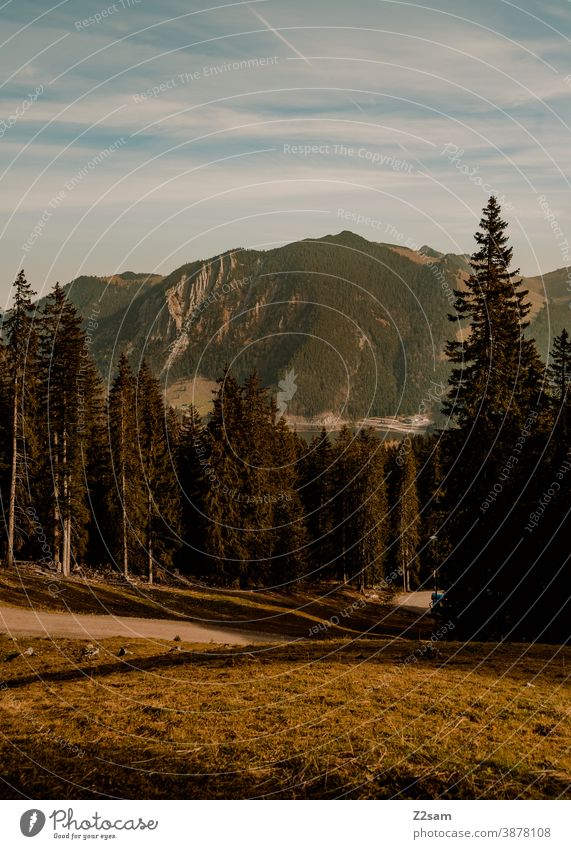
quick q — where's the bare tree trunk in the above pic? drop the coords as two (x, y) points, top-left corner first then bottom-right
(147, 487), (153, 585)
(64, 514), (71, 577)
(53, 432), (62, 572)
(120, 401), (129, 580)
(121, 466), (128, 580)
(62, 431), (70, 577)
(7, 375), (19, 569)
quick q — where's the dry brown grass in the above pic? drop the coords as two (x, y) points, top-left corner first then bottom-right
(0, 634), (569, 800)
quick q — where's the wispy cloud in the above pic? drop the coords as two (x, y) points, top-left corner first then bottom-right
(1, 0), (570, 290)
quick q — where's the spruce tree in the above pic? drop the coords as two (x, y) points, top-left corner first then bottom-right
(79, 356), (108, 570)
(443, 196), (542, 435)
(328, 427), (388, 589)
(440, 198), (548, 638)
(269, 415), (308, 585)
(328, 425), (354, 583)
(354, 429), (389, 590)
(3, 271), (39, 569)
(107, 355), (143, 579)
(0, 347), (11, 552)
(238, 372), (275, 582)
(135, 361), (180, 583)
(176, 403), (208, 576)
(548, 328), (570, 411)
(300, 427), (334, 579)
(202, 370), (247, 584)
(38, 283), (98, 575)
(394, 448), (421, 592)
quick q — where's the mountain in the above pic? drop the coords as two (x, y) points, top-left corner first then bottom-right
(60, 232), (569, 420)
(520, 267), (571, 361)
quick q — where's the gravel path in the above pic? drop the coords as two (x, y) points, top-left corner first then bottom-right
(0, 605), (274, 645)
(394, 590), (434, 612)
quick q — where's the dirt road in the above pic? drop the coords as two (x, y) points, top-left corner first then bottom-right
(394, 590), (434, 613)
(0, 606), (274, 645)
(0, 590), (435, 645)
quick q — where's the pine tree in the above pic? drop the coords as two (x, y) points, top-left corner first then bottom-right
(107, 355), (143, 579)
(328, 425), (354, 583)
(202, 370), (247, 585)
(238, 372), (275, 583)
(548, 328), (570, 411)
(3, 271), (39, 569)
(176, 403), (208, 576)
(135, 362), (180, 583)
(269, 415), (308, 585)
(440, 199), (548, 638)
(300, 427), (334, 579)
(328, 427), (388, 589)
(394, 448), (420, 592)
(343, 430), (388, 590)
(0, 346), (14, 562)
(79, 357), (108, 570)
(443, 196), (542, 436)
(38, 283), (98, 575)
(415, 436), (449, 590)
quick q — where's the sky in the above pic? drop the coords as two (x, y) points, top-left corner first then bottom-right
(1, 0), (571, 302)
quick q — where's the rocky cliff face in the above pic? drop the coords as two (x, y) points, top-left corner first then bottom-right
(62, 231), (564, 419)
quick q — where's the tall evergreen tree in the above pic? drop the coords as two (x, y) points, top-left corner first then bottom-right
(38, 283), (99, 575)
(547, 328), (570, 412)
(107, 355), (143, 579)
(238, 372), (275, 582)
(443, 196), (542, 435)
(300, 428), (334, 579)
(394, 449), (421, 592)
(202, 370), (248, 584)
(135, 361), (180, 583)
(176, 403), (208, 576)
(440, 199), (549, 638)
(328, 425), (354, 584)
(199, 369), (310, 588)
(328, 427), (388, 588)
(350, 429), (388, 590)
(269, 415), (308, 585)
(0, 347), (11, 553)
(3, 271), (39, 568)
(415, 436), (449, 590)
(79, 357), (109, 570)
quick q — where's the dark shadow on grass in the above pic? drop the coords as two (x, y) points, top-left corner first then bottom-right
(1, 739), (569, 800)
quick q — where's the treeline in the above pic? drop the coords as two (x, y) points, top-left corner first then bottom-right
(0, 197), (569, 643)
(0, 275), (180, 583)
(0, 272), (422, 591)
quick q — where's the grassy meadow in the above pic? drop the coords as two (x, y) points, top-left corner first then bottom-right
(0, 629), (569, 799)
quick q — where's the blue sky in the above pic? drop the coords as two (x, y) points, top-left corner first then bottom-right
(1, 0), (570, 301)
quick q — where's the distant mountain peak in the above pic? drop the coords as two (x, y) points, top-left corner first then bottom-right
(56, 230), (562, 418)
(419, 245), (444, 258)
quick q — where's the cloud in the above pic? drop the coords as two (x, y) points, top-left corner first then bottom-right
(1, 0), (570, 291)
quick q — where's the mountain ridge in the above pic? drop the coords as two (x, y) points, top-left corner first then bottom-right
(58, 231), (569, 419)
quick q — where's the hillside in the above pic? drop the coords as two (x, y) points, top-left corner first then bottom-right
(59, 233), (569, 418)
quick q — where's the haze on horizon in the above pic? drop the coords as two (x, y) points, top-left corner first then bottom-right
(1, 0), (570, 301)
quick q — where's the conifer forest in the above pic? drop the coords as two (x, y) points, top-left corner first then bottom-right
(1, 198), (568, 643)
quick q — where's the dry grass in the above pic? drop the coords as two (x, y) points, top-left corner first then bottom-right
(0, 634), (569, 800)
